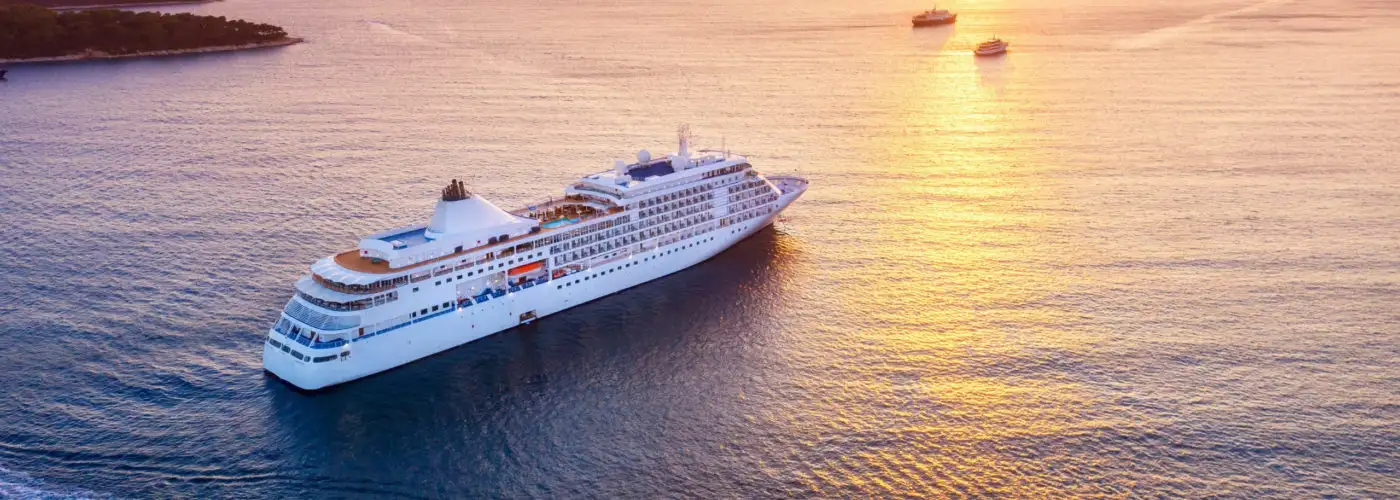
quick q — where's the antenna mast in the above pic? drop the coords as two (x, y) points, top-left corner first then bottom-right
(677, 123), (691, 157)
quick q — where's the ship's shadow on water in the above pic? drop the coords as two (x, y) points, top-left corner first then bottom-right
(910, 24), (956, 52)
(262, 228), (795, 491)
(975, 54), (1014, 89)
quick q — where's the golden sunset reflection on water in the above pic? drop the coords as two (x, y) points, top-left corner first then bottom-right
(754, 24), (1103, 495)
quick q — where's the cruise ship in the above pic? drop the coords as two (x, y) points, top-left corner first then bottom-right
(262, 129), (809, 390)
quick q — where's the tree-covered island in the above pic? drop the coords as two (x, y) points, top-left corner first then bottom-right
(0, 3), (300, 63)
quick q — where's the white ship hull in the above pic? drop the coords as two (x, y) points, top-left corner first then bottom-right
(263, 187), (803, 390)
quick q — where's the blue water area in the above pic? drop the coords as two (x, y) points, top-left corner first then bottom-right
(541, 217), (579, 229)
(377, 227), (429, 247)
(2, 0), (1400, 497)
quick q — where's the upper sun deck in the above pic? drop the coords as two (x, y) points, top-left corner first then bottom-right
(571, 152), (747, 200)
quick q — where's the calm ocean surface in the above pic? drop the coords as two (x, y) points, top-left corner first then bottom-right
(2, 0), (1399, 497)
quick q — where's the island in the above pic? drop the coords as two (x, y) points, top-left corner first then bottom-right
(2, 0), (221, 10)
(0, 3), (301, 64)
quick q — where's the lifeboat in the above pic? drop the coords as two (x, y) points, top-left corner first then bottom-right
(508, 260), (545, 276)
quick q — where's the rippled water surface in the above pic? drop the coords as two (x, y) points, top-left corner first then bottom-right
(3, 0), (1399, 497)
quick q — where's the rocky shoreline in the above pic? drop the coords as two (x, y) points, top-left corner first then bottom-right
(0, 36), (303, 65)
(47, 0), (221, 11)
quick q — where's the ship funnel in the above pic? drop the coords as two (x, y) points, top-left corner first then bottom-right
(425, 179), (534, 241)
(441, 179), (471, 201)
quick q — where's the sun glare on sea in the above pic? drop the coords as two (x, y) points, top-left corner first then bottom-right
(743, 26), (1110, 493)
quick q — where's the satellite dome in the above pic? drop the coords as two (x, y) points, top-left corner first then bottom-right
(637, 149), (651, 163)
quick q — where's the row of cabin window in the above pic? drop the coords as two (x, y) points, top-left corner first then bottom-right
(408, 301), (454, 319)
(537, 180), (722, 253)
(638, 204), (711, 230)
(638, 192), (713, 219)
(625, 173), (718, 197)
(441, 252), (544, 281)
(267, 338), (338, 363)
(729, 194), (779, 216)
(315, 274), (411, 295)
(545, 215), (632, 245)
(410, 251), (547, 294)
(727, 183), (773, 204)
(702, 163), (750, 179)
(279, 320), (344, 346)
(725, 204), (775, 225)
(549, 197), (715, 262)
(726, 179), (766, 195)
(553, 213), (713, 266)
(561, 225), (630, 250)
(298, 290), (399, 312)
(553, 237), (718, 289)
(541, 184), (720, 256)
(543, 178), (728, 260)
(636, 182), (717, 209)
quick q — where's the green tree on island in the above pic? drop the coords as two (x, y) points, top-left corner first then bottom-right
(0, 4), (289, 59)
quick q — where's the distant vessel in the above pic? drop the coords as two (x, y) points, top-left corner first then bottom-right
(911, 7), (957, 27)
(974, 37), (1009, 56)
(262, 128), (809, 390)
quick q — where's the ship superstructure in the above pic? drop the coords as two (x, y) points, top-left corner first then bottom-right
(262, 130), (808, 390)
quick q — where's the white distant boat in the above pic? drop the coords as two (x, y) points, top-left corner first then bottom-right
(974, 37), (1009, 56)
(262, 127), (809, 390)
(912, 7), (957, 27)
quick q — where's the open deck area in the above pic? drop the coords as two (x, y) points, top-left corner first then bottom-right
(332, 202), (620, 276)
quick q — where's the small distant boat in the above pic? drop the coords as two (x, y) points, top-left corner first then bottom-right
(912, 7), (957, 27)
(974, 37), (1009, 56)
(0, 69), (8, 80)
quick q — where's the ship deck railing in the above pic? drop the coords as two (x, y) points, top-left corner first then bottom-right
(509, 197), (611, 218)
